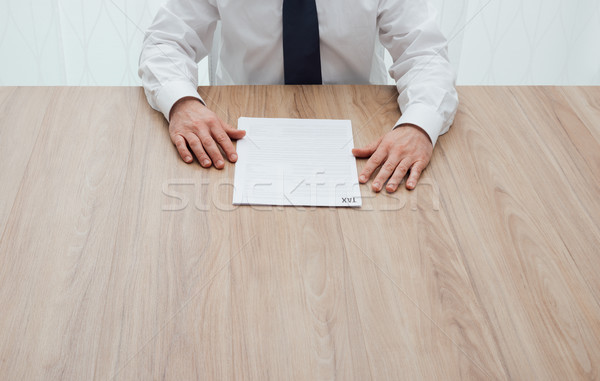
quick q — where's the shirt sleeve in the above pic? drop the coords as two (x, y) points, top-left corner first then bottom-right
(138, 0), (219, 121)
(377, 0), (459, 146)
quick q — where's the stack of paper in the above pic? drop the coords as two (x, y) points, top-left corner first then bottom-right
(232, 117), (362, 207)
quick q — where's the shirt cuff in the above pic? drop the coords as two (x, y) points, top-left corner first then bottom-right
(392, 103), (446, 147)
(156, 80), (205, 121)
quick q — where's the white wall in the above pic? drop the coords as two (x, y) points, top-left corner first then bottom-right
(456, 0), (600, 85)
(0, 0), (598, 86)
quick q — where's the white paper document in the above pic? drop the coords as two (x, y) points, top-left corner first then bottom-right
(233, 117), (362, 207)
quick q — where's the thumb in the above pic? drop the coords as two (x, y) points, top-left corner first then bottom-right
(352, 137), (382, 158)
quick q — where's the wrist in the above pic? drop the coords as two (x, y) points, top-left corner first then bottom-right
(170, 97), (204, 120)
(396, 123), (432, 144)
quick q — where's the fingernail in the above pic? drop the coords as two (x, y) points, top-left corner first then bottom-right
(231, 154), (237, 161)
(373, 182), (380, 189)
(202, 159), (210, 167)
(184, 156), (192, 162)
(216, 160), (224, 167)
(359, 175), (366, 182)
(408, 181), (415, 188)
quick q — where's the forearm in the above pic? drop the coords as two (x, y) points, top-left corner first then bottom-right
(391, 48), (458, 146)
(139, 0), (219, 120)
(378, 0), (458, 146)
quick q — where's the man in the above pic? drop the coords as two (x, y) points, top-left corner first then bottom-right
(139, 0), (458, 192)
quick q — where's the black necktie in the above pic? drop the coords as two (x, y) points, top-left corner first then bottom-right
(282, 0), (323, 84)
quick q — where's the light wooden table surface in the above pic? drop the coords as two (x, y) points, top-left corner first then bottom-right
(0, 85), (599, 380)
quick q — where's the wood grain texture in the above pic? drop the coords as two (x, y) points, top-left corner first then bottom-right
(0, 85), (599, 380)
(558, 87), (600, 145)
(434, 87), (600, 380)
(0, 87), (56, 238)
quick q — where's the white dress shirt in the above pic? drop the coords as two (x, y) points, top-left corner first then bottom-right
(139, 0), (458, 146)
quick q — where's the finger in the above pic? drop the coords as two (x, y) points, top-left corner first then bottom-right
(352, 137), (382, 158)
(212, 123), (238, 162)
(223, 122), (246, 140)
(406, 161), (426, 190)
(359, 147), (388, 184)
(185, 134), (212, 167)
(172, 134), (193, 164)
(372, 155), (402, 192)
(198, 133), (226, 169)
(386, 158), (412, 193)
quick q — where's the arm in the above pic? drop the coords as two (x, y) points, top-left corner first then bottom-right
(353, 0), (458, 191)
(139, 0), (244, 168)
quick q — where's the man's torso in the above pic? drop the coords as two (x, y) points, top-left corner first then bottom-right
(208, 0), (388, 85)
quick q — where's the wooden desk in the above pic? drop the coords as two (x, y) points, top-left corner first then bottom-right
(0, 85), (599, 380)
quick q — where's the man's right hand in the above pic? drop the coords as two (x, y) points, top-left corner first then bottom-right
(168, 97), (246, 169)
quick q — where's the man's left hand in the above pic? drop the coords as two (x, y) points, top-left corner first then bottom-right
(352, 124), (433, 192)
